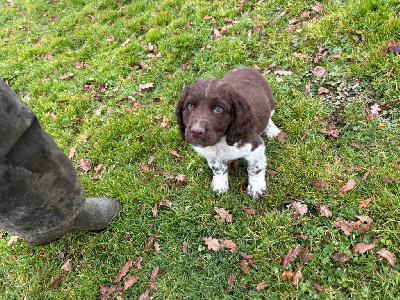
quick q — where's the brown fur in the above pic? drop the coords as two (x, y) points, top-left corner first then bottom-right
(175, 67), (276, 149)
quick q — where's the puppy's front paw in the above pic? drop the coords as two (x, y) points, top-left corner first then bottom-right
(212, 176), (229, 194)
(246, 181), (267, 198)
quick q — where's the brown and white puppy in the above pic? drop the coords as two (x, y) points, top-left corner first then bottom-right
(175, 67), (281, 197)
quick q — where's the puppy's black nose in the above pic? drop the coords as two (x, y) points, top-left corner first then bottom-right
(190, 125), (205, 138)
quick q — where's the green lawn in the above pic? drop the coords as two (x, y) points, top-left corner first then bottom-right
(1, 0), (400, 299)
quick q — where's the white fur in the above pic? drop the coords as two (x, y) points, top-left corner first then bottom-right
(265, 110), (281, 138)
(193, 136), (269, 197)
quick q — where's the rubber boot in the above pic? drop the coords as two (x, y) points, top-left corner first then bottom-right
(23, 198), (122, 246)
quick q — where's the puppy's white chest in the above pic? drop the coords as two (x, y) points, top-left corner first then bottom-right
(192, 136), (253, 161)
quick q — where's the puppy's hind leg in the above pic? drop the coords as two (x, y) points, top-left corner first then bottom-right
(264, 110), (281, 139)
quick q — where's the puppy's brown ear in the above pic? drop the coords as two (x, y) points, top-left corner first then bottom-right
(175, 84), (191, 141)
(226, 90), (254, 146)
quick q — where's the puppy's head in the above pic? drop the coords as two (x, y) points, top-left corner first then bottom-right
(175, 78), (254, 147)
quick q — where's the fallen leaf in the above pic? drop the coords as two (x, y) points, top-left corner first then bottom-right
(352, 243), (375, 254)
(50, 274), (66, 290)
(224, 239), (238, 252)
(388, 40), (400, 54)
(383, 176), (400, 183)
(315, 204), (332, 218)
(75, 61), (85, 69)
(358, 198), (373, 208)
(120, 38), (130, 47)
(334, 218), (361, 236)
(138, 82), (154, 92)
(318, 87), (330, 94)
(256, 281), (268, 291)
(226, 272), (235, 291)
(154, 241), (161, 254)
(240, 259), (250, 274)
(175, 173), (186, 182)
(312, 66), (326, 77)
(150, 266), (159, 281)
(91, 164), (104, 180)
(152, 203), (158, 216)
(333, 252), (351, 262)
(7, 236), (18, 246)
(136, 256), (143, 270)
(239, 252), (257, 268)
(313, 280), (326, 293)
(274, 70), (292, 76)
(362, 167), (371, 181)
(100, 285), (123, 300)
(138, 289), (150, 300)
(348, 166), (362, 171)
(214, 207), (233, 223)
(59, 73), (75, 80)
(140, 161), (149, 172)
(307, 180), (326, 188)
(288, 201), (308, 216)
(168, 150), (182, 158)
(123, 275), (138, 290)
(292, 267), (302, 285)
(182, 241), (188, 253)
(355, 215), (373, 234)
(321, 128), (342, 138)
(61, 259), (73, 272)
(302, 246), (314, 263)
(280, 270), (295, 281)
(279, 245), (302, 269)
(78, 158), (92, 172)
(115, 259), (133, 282)
(68, 146), (76, 159)
(277, 131), (287, 144)
(377, 248), (396, 266)
(338, 178), (356, 195)
(202, 237), (221, 251)
(241, 206), (262, 215)
(146, 232), (159, 252)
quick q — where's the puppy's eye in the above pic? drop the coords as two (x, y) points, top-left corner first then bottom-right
(187, 102), (194, 110)
(214, 105), (223, 113)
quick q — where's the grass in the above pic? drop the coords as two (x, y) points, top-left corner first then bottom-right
(1, 0), (400, 298)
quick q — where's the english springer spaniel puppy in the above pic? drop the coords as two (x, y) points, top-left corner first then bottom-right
(175, 67), (281, 198)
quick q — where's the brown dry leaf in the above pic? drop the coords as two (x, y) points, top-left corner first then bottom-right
(241, 206), (262, 215)
(226, 272), (235, 291)
(377, 248), (396, 266)
(359, 198), (373, 208)
(277, 131), (287, 144)
(140, 161), (149, 172)
(182, 241), (188, 253)
(279, 245), (302, 269)
(92, 164), (104, 180)
(123, 275), (138, 290)
(383, 176), (400, 183)
(240, 259), (250, 274)
(321, 128), (342, 138)
(115, 259), (133, 282)
(152, 203), (158, 216)
(355, 215), (373, 234)
(50, 274), (66, 290)
(305, 82), (312, 96)
(313, 280), (326, 293)
(138, 82), (154, 93)
(78, 158), (92, 172)
(159, 199), (172, 208)
(308, 180), (326, 188)
(202, 237), (221, 251)
(7, 236), (18, 246)
(138, 289), (150, 300)
(348, 166), (362, 171)
(302, 246), (314, 264)
(146, 232), (159, 252)
(352, 243), (375, 254)
(154, 241), (161, 254)
(288, 201), (308, 216)
(280, 270), (294, 281)
(362, 167), (371, 181)
(318, 87), (330, 94)
(147, 154), (155, 165)
(214, 207), (233, 223)
(224, 239), (238, 253)
(274, 70), (293, 76)
(312, 66), (326, 77)
(68, 146), (76, 159)
(388, 40), (400, 54)
(338, 178), (356, 195)
(100, 285), (123, 300)
(175, 173), (186, 182)
(61, 259), (73, 272)
(316, 204), (332, 218)
(333, 251), (351, 263)
(256, 281), (268, 291)
(334, 218), (361, 236)
(292, 266), (302, 285)
(75, 61), (85, 69)
(168, 150), (182, 158)
(136, 256), (143, 270)
(59, 73), (75, 80)
(239, 252), (257, 269)
(150, 266), (159, 281)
